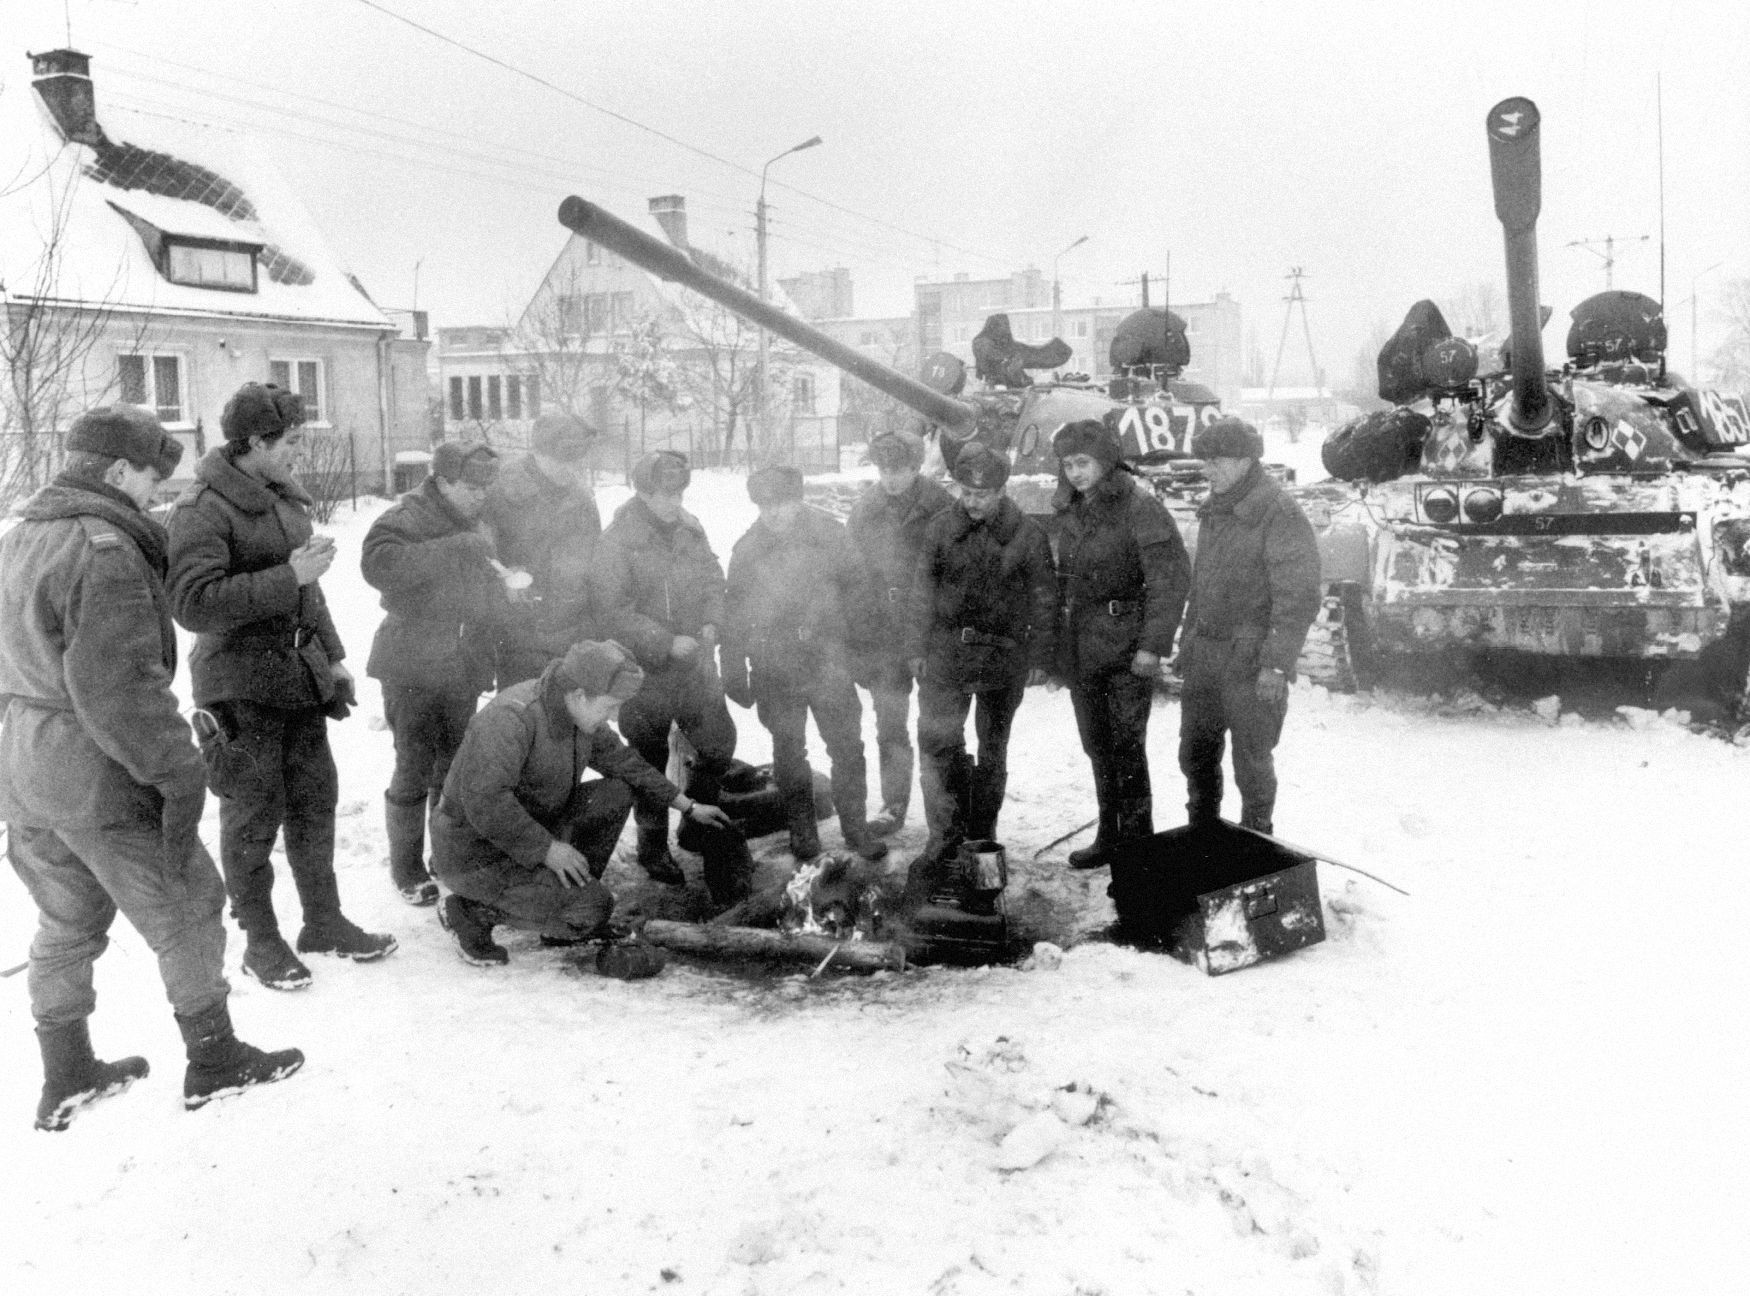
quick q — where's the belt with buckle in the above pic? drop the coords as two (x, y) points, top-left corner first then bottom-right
(957, 626), (1018, 649)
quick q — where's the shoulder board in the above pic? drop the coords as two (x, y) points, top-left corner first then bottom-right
(86, 528), (123, 550)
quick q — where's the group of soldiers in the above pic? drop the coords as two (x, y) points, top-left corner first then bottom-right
(0, 376), (1320, 1133)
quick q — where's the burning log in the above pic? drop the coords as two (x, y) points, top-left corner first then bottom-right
(639, 919), (906, 973)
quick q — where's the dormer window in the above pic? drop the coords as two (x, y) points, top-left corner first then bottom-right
(165, 238), (258, 292)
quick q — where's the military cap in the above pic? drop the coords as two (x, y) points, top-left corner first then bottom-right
(431, 440), (500, 488)
(556, 640), (645, 700)
(221, 382), (304, 442)
(530, 412), (597, 462)
(951, 441), (1010, 490)
(630, 450), (690, 495)
(747, 463), (805, 506)
(67, 405), (184, 478)
(1191, 416), (1265, 461)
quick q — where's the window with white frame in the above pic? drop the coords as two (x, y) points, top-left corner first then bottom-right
(165, 240), (257, 292)
(118, 352), (188, 425)
(269, 358), (326, 425)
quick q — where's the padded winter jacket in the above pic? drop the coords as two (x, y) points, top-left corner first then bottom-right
(434, 665), (680, 876)
(481, 452), (602, 660)
(590, 496), (726, 671)
(1053, 466), (1190, 678)
(722, 506), (871, 696)
(0, 478), (205, 830)
(908, 496), (1057, 690)
(362, 477), (509, 693)
(846, 474), (955, 657)
(1183, 464), (1322, 675)
(166, 449), (344, 709)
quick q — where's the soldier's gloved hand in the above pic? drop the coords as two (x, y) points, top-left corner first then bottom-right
(160, 768), (207, 871)
(1255, 667), (1289, 704)
(683, 802), (735, 832)
(722, 656), (753, 708)
(545, 840), (592, 888)
(1130, 650), (1162, 678)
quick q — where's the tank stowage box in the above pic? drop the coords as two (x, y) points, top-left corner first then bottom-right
(1106, 821), (1326, 974)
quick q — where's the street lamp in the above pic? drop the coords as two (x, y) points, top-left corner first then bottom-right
(756, 135), (823, 448)
(1052, 235), (1089, 343)
(1686, 260), (1725, 378)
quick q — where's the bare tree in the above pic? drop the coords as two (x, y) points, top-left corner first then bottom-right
(298, 428), (356, 523)
(1437, 281), (1505, 340)
(1708, 276), (1750, 389)
(2, 167), (154, 506)
(611, 313), (679, 451)
(509, 263), (602, 427)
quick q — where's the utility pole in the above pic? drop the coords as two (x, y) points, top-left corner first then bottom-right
(1566, 234), (1650, 290)
(1118, 260), (1172, 310)
(1267, 267), (1321, 400)
(756, 135), (822, 455)
(1052, 235), (1089, 342)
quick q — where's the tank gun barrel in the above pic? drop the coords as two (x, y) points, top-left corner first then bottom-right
(557, 197), (976, 433)
(1486, 97), (1554, 435)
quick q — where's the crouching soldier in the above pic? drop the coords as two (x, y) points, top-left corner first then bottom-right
(1053, 416), (1190, 867)
(591, 452), (741, 892)
(431, 641), (732, 965)
(1179, 417), (1320, 835)
(1, 407), (302, 1128)
(906, 443), (1056, 883)
(722, 465), (886, 862)
(362, 441), (510, 907)
(846, 429), (954, 837)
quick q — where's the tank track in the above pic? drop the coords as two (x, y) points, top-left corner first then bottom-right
(1297, 593), (1364, 693)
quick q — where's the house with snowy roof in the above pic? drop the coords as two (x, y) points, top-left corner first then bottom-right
(438, 195), (842, 473)
(0, 48), (430, 504)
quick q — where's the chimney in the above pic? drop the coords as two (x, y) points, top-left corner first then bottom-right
(649, 195), (689, 249)
(29, 48), (100, 145)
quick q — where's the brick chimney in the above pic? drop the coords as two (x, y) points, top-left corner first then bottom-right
(649, 195), (689, 249)
(29, 48), (101, 145)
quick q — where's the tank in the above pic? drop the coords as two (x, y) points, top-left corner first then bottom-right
(1301, 97), (1750, 713)
(555, 197), (1230, 523)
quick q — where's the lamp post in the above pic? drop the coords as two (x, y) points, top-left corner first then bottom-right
(1051, 235), (1089, 344)
(755, 135), (823, 451)
(1686, 260), (1724, 378)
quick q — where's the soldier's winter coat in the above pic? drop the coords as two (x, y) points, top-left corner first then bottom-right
(1052, 466), (1190, 677)
(908, 496), (1057, 690)
(0, 479), (205, 829)
(361, 477), (508, 693)
(846, 475), (955, 657)
(435, 667), (680, 875)
(1183, 464), (1322, 674)
(166, 448), (344, 708)
(482, 453), (602, 660)
(723, 506), (871, 695)
(590, 497), (727, 669)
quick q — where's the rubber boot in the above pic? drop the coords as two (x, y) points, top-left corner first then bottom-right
(385, 795), (437, 906)
(1068, 800), (1114, 870)
(287, 834), (397, 961)
(635, 825), (687, 885)
(784, 779), (823, 861)
(965, 761), (1008, 843)
(33, 1020), (150, 1132)
(1112, 796), (1155, 848)
(177, 1001), (304, 1110)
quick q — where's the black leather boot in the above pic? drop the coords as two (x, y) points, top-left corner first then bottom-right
(177, 1001), (304, 1110)
(33, 1020), (149, 1132)
(635, 824), (687, 885)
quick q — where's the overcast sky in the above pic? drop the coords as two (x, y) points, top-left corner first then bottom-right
(10, 0), (1749, 383)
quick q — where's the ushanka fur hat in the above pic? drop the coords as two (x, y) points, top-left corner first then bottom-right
(430, 441), (500, 487)
(530, 413), (597, 462)
(221, 382), (305, 442)
(556, 640), (645, 700)
(747, 463), (805, 506)
(951, 441), (1010, 490)
(1051, 417), (1122, 468)
(630, 450), (690, 495)
(67, 405), (184, 477)
(1191, 416), (1265, 461)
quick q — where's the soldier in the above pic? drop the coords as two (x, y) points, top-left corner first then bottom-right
(722, 465), (887, 862)
(1052, 416), (1190, 868)
(431, 640), (731, 967)
(361, 441), (510, 907)
(590, 451), (744, 898)
(2, 407), (302, 1128)
(846, 429), (954, 838)
(483, 412), (602, 688)
(906, 443), (1056, 880)
(1178, 417), (1321, 835)
(168, 382), (395, 992)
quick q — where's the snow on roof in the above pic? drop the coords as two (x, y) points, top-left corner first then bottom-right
(0, 73), (389, 330)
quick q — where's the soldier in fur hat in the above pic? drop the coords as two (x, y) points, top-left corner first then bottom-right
(1179, 417), (1321, 835)
(1051, 416), (1190, 868)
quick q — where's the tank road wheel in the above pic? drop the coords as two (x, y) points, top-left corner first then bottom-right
(1297, 583), (1375, 693)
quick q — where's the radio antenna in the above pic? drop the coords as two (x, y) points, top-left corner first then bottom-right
(1658, 73), (1667, 311)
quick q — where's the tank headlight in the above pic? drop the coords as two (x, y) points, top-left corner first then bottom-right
(1462, 487), (1503, 523)
(1422, 486), (1460, 523)
(1422, 336), (1479, 389)
(1583, 417), (1610, 451)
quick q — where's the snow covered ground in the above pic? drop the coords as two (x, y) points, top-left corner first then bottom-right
(4, 445), (1747, 1295)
